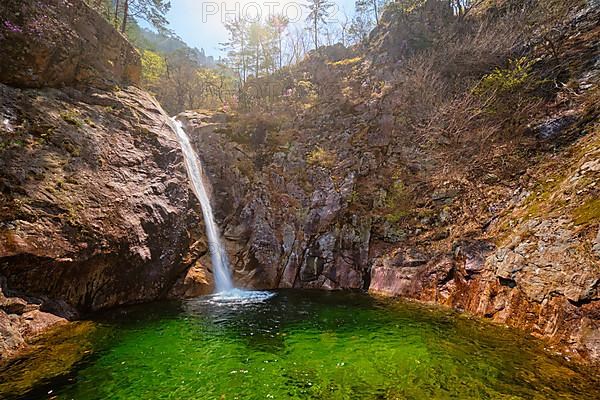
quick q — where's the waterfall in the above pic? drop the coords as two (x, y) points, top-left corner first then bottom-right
(170, 118), (234, 293)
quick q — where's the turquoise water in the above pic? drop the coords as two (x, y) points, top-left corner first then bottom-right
(2, 290), (599, 399)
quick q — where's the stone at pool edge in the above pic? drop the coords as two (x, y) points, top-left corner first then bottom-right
(0, 321), (98, 398)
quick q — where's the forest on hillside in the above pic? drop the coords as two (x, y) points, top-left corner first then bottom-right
(0, 0), (598, 398)
(84, 0), (499, 113)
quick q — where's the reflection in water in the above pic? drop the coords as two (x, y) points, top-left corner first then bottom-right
(2, 290), (599, 400)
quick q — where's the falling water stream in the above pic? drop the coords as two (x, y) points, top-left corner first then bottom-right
(170, 118), (273, 302)
(170, 118), (234, 293)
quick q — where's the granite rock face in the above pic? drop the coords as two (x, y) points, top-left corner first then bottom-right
(370, 125), (600, 362)
(176, 112), (370, 291)
(0, 0), (141, 88)
(0, 84), (204, 313)
(0, 0), (207, 358)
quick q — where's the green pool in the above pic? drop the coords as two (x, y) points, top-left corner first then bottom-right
(1, 290), (598, 399)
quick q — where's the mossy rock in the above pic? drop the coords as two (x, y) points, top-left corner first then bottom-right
(0, 321), (100, 398)
(573, 198), (600, 226)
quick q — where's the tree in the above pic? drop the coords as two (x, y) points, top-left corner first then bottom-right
(348, 13), (374, 43)
(338, 9), (351, 46)
(356, 0), (382, 25)
(223, 17), (287, 80)
(141, 49), (167, 91)
(449, 0), (485, 19)
(248, 22), (266, 78)
(143, 48), (235, 113)
(164, 49), (199, 110)
(116, 0), (171, 34)
(222, 16), (250, 84)
(267, 14), (289, 69)
(304, 0), (334, 50)
(82, 0), (116, 23)
(202, 65), (236, 104)
(285, 25), (310, 65)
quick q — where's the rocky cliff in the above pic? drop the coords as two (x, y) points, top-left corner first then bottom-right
(1, 0), (598, 367)
(177, 0), (599, 363)
(176, 111), (369, 291)
(0, 0), (140, 88)
(0, 0), (204, 359)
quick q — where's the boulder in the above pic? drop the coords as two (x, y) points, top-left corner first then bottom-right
(0, 84), (203, 312)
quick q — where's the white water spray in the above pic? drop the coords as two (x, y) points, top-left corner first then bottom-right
(170, 118), (234, 293)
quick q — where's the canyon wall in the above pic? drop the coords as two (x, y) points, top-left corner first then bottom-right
(0, 0), (206, 359)
(178, 1), (599, 362)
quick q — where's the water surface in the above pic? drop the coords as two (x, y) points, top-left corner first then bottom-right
(2, 290), (598, 399)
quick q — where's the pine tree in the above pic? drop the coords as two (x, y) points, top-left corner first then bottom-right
(248, 22), (265, 78)
(304, 0), (334, 50)
(348, 13), (374, 43)
(355, 0), (385, 25)
(267, 14), (289, 69)
(116, 0), (171, 34)
(222, 17), (250, 84)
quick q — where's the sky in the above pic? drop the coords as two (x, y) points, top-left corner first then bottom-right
(164, 0), (357, 57)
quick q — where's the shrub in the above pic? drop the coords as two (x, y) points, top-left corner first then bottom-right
(473, 57), (535, 97)
(381, 179), (413, 223)
(60, 110), (84, 127)
(141, 50), (167, 88)
(327, 57), (363, 67)
(306, 147), (337, 168)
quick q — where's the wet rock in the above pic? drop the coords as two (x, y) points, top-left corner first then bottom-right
(39, 299), (79, 320)
(168, 261), (212, 298)
(300, 256), (326, 282)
